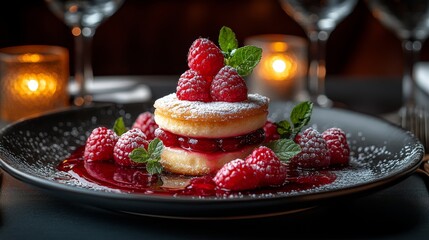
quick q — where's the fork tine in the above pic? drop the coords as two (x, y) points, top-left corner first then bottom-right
(416, 106), (428, 153)
(422, 107), (429, 153)
(400, 105), (429, 153)
(416, 107), (421, 141)
(402, 105), (429, 176)
(400, 106), (409, 129)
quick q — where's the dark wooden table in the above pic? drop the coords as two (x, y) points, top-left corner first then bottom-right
(1, 76), (428, 240)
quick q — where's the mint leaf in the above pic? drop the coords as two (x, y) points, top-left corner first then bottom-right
(266, 139), (301, 162)
(129, 148), (149, 162)
(217, 26), (262, 76)
(219, 26), (238, 56)
(276, 120), (293, 139)
(273, 102), (313, 140)
(290, 101), (313, 136)
(227, 45), (262, 76)
(129, 138), (164, 174)
(146, 160), (163, 175)
(113, 117), (127, 136)
(147, 138), (163, 159)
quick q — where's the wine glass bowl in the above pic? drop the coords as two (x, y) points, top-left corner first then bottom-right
(279, 0), (358, 107)
(281, 0), (357, 33)
(49, 0), (124, 29)
(45, 0), (125, 106)
(368, 0), (429, 41)
(366, 0), (429, 110)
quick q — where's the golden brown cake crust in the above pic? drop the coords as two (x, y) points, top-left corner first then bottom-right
(161, 145), (259, 176)
(154, 93), (269, 138)
(154, 93), (269, 121)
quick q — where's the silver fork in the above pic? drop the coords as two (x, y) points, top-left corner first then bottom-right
(400, 106), (429, 177)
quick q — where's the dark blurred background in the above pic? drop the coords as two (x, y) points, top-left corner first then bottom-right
(1, 0), (428, 78)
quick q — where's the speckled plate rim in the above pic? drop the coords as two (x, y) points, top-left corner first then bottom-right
(0, 102), (424, 218)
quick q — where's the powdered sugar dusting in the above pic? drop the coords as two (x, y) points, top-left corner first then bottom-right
(194, 131), (422, 200)
(154, 93), (269, 120)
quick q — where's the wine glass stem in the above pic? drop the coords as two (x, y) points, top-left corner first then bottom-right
(401, 39), (421, 108)
(73, 28), (95, 106)
(308, 30), (330, 106)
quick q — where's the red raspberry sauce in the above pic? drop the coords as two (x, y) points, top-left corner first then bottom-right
(156, 128), (265, 153)
(57, 146), (337, 197)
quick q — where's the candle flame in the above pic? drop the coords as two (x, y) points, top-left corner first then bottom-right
(272, 59), (287, 73)
(0, 45), (69, 121)
(27, 79), (39, 92)
(13, 73), (58, 98)
(260, 53), (297, 81)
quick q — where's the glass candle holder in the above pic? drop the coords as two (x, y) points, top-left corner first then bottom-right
(245, 34), (308, 101)
(0, 45), (69, 121)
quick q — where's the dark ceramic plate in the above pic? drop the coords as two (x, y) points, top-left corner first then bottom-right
(0, 102), (424, 219)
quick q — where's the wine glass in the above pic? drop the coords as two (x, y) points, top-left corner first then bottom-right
(45, 0), (125, 106)
(366, 0), (429, 111)
(279, 0), (358, 107)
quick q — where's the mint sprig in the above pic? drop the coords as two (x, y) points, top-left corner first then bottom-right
(265, 101), (313, 162)
(277, 101), (313, 139)
(129, 138), (164, 175)
(113, 117), (127, 136)
(218, 26), (262, 77)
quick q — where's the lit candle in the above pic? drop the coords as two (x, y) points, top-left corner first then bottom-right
(246, 35), (308, 101)
(0, 46), (69, 121)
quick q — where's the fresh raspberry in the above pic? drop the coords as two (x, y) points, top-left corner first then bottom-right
(113, 128), (149, 167)
(176, 69), (211, 102)
(245, 146), (287, 186)
(210, 66), (247, 102)
(213, 159), (259, 191)
(83, 127), (118, 162)
(290, 127), (330, 169)
(132, 112), (159, 141)
(263, 120), (280, 143)
(187, 38), (224, 77)
(322, 127), (350, 166)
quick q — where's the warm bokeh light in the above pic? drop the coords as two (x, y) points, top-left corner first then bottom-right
(13, 73), (57, 98)
(272, 59), (286, 73)
(69, 5), (78, 13)
(19, 53), (42, 63)
(260, 53), (297, 81)
(271, 42), (288, 52)
(27, 79), (39, 92)
(246, 34), (307, 101)
(0, 45), (69, 121)
(72, 27), (81, 36)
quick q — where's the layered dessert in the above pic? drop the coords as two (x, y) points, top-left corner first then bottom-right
(154, 92), (269, 175)
(66, 26), (350, 194)
(152, 26), (270, 175)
